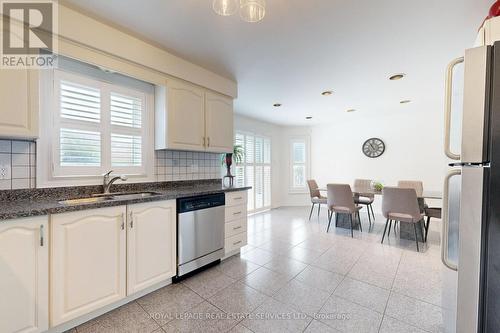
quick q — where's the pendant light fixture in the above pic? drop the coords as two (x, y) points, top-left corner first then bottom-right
(212, 0), (239, 16)
(212, 0), (266, 23)
(240, 0), (266, 22)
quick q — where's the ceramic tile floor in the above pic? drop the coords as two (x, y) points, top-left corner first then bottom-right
(72, 206), (451, 333)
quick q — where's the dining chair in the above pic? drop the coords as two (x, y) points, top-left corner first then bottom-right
(326, 184), (363, 238)
(307, 179), (327, 221)
(424, 207), (442, 243)
(381, 187), (425, 251)
(397, 180), (424, 197)
(354, 179), (375, 224)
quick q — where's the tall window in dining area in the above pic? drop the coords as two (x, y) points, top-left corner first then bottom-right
(234, 132), (271, 212)
(291, 138), (307, 191)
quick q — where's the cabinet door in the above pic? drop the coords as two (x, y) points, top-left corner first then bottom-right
(50, 206), (126, 326)
(205, 92), (234, 153)
(167, 81), (206, 151)
(0, 217), (48, 333)
(127, 200), (176, 295)
(0, 69), (38, 139)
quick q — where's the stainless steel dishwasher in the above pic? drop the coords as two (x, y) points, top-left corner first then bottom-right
(176, 193), (225, 279)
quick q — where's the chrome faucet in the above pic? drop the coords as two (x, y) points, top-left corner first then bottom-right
(103, 170), (128, 194)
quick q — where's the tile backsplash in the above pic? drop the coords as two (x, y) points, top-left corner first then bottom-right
(0, 142), (222, 190)
(155, 150), (223, 181)
(0, 140), (36, 190)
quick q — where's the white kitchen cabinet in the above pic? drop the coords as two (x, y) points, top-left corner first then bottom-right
(224, 191), (248, 257)
(0, 69), (39, 139)
(50, 206), (127, 326)
(155, 79), (234, 153)
(155, 80), (205, 151)
(205, 92), (234, 153)
(0, 216), (48, 333)
(127, 200), (176, 295)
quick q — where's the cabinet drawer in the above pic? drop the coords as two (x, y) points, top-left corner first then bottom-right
(225, 232), (247, 254)
(225, 191), (248, 207)
(225, 204), (247, 222)
(225, 218), (247, 238)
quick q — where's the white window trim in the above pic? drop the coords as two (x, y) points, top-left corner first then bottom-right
(289, 136), (310, 194)
(37, 69), (155, 188)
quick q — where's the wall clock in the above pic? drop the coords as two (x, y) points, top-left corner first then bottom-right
(362, 138), (385, 158)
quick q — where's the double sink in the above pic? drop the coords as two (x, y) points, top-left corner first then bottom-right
(59, 191), (162, 205)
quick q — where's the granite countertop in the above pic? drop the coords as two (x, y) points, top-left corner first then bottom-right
(0, 179), (251, 221)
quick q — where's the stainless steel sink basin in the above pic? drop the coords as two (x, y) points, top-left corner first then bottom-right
(59, 192), (162, 205)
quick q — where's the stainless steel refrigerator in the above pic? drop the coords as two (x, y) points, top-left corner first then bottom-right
(443, 42), (500, 333)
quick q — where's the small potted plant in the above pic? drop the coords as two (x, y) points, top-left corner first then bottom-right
(371, 181), (384, 192)
(222, 145), (244, 178)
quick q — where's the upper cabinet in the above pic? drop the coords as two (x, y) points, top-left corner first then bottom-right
(156, 79), (234, 153)
(205, 92), (234, 153)
(0, 69), (39, 139)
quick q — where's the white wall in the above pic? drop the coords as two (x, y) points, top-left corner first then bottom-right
(311, 106), (446, 212)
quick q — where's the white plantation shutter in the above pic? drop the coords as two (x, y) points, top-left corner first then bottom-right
(234, 132), (272, 213)
(291, 139), (308, 190)
(53, 70), (149, 178)
(60, 81), (101, 123)
(110, 93), (142, 128)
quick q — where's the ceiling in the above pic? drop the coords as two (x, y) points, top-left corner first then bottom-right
(63, 0), (492, 125)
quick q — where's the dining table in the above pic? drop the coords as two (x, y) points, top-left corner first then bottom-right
(318, 186), (442, 241)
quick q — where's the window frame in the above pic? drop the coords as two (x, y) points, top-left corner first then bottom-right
(38, 69), (155, 187)
(289, 136), (310, 193)
(234, 131), (272, 213)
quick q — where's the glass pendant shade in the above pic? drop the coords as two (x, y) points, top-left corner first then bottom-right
(213, 0), (239, 16)
(240, 0), (266, 22)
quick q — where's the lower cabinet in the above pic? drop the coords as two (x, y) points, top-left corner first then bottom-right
(50, 206), (127, 326)
(127, 200), (176, 295)
(224, 191), (249, 257)
(50, 200), (177, 327)
(0, 216), (49, 333)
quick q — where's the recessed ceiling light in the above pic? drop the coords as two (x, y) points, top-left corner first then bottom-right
(346, 109), (356, 113)
(321, 91), (333, 96)
(400, 100), (411, 104)
(306, 116), (313, 120)
(273, 103), (282, 107)
(389, 73), (406, 81)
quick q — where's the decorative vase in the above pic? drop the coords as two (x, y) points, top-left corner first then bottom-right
(225, 153), (233, 177)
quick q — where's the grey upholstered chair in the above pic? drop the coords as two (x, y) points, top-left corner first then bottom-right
(397, 180), (424, 197)
(381, 187), (425, 251)
(326, 184), (363, 237)
(354, 179), (375, 224)
(307, 179), (327, 221)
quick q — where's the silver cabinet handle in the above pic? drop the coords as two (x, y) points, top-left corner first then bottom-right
(234, 197), (243, 200)
(208, 137), (210, 147)
(121, 213), (125, 230)
(233, 226), (242, 230)
(129, 211), (134, 228)
(441, 169), (461, 271)
(233, 211), (242, 216)
(233, 240), (242, 246)
(40, 225), (44, 247)
(444, 56), (464, 160)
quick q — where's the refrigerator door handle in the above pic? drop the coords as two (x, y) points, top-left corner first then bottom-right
(444, 56), (464, 160)
(442, 169), (461, 271)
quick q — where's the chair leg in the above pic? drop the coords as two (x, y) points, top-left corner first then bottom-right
(366, 205), (371, 225)
(381, 218), (389, 244)
(349, 214), (354, 238)
(413, 223), (420, 252)
(357, 211), (363, 232)
(327, 210), (333, 232)
(370, 204), (376, 220)
(309, 203), (315, 221)
(425, 216), (431, 243)
(318, 204), (321, 218)
(388, 220), (393, 237)
(335, 213), (339, 227)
